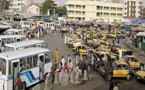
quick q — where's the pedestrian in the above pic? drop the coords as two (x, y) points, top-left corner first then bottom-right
(117, 36), (120, 44)
(105, 62), (109, 81)
(54, 48), (59, 67)
(14, 63), (19, 85)
(65, 62), (69, 73)
(59, 62), (64, 84)
(118, 48), (122, 60)
(109, 77), (114, 90)
(90, 54), (95, 67)
(113, 83), (119, 90)
(61, 56), (66, 67)
(15, 76), (22, 90)
(64, 34), (67, 44)
(39, 57), (44, 80)
(81, 60), (87, 78)
(68, 54), (72, 63)
(51, 65), (56, 84)
(68, 57), (73, 78)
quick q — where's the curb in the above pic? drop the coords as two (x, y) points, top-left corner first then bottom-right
(124, 43), (145, 57)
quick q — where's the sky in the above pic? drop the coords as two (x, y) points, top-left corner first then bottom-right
(34, 0), (145, 5)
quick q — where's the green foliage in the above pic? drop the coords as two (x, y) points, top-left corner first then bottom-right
(55, 6), (67, 16)
(2, 0), (9, 10)
(42, 0), (54, 14)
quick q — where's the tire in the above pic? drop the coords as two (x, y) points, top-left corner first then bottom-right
(22, 81), (26, 90)
(126, 74), (132, 81)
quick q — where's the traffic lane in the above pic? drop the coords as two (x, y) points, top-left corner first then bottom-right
(108, 39), (145, 63)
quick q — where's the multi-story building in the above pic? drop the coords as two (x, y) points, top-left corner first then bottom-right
(142, 5), (145, 18)
(9, 0), (33, 12)
(112, 0), (124, 4)
(65, 0), (124, 21)
(123, 0), (143, 19)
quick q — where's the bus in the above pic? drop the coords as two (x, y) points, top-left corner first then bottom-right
(4, 40), (48, 52)
(0, 48), (53, 90)
(0, 35), (26, 45)
(1, 28), (24, 35)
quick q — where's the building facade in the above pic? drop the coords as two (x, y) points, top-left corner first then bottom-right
(123, 0), (143, 19)
(65, 0), (124, 21)
(9, 0), (33, 12)
(112, 0), (124, 4)
(27, 4), (41, 15)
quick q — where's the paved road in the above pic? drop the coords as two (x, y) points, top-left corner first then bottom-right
(29, 34), (145, 90)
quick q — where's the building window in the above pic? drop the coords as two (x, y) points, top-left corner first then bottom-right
(125, 13), (126, 15)
(125, 8), (126, 10)
(125, 3), (126, 5)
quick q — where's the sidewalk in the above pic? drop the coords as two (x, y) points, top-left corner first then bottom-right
(124, 43), (145, 57)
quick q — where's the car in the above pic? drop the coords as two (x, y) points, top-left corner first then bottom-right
(135, 69), (145, 83)
(99, 61), (134, 80)
(72, 45), (89, 55)
(123, 55), (144, 70)
(85, 37), (95, 46)
(73, 39), (83, 48)
(107, 33), (116, 38)
(95, 51), (118, 62)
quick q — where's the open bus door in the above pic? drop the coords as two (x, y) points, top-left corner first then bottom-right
(38, 53), (45, 81)
(12, 60), (19, 90)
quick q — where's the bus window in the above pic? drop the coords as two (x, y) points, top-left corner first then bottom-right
(27, 57), (32, 69)
(17, 39), (20, 42)
(0, 58), (6, 75)
(20, 58), (26, 71)
(9, 61), (12, 75)
(33, 55), (38, 67)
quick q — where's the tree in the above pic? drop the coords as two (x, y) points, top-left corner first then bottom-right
(42, 0), (54, 14)
(1, 0), (9, 10)
(55, 6), (67, 16)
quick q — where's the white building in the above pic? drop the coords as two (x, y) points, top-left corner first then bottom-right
(9, 0), (33, 12)
(65, 0), (124, 21)
(27, 4), (41, 15)
(123, 0), (143, 19)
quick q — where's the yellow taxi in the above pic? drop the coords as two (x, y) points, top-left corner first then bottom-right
(107, 32), (116, 38)
(92, 31), (97, 37)
(99, 61), (134, 80)
(85, 37), (95, 46)
(135, 69), (145, 83)
(123, 55), (144, 70)
(72, 45), (88, 55)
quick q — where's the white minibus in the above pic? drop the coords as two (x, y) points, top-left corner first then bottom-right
(0, 35), (26, 44)
(4, 40), (48, 52)
(0, 48), (53, 90)
(1, 28), (24, 35)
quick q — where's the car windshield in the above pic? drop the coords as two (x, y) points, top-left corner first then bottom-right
(124, 56), (129, 61)
(112, 62), (117, 69)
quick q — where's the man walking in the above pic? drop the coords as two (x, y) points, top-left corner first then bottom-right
(54, 48), (59, 67)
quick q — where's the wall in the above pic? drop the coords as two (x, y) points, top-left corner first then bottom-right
(27, 5), (40, 15)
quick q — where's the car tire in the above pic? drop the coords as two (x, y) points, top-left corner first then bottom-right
(22, 81), (26, 90)
(126, 74), (132, 81)
(140, 65), (144, 71)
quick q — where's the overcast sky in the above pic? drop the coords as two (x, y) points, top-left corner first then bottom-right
(34, 0), (145, 5)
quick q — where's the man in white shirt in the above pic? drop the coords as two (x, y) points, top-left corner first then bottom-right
(61, 56), (66, 67)
(118, 48), (122, 60)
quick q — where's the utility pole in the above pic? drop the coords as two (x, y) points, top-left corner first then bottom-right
(20, 0), (22, 28)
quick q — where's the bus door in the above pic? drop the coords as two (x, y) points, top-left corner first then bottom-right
(12, 60), (19, 90)
(38, 53), (45, 80)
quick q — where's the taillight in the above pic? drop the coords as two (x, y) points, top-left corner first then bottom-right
(3, 82), (5, 90)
